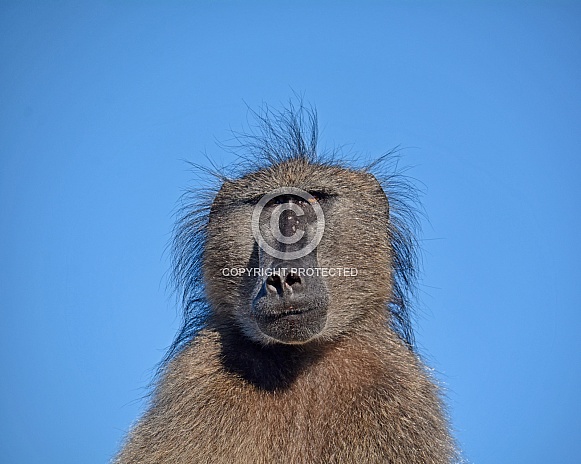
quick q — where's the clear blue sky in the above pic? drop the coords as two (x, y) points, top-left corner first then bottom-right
(1, 2), (580, 463)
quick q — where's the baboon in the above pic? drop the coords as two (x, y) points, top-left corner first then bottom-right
(115, 105), (457, 463)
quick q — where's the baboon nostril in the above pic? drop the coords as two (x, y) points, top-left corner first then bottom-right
(264, 272), (302, 296)
(266, 283), (278, 295)
(286, 273), (301, 287)
(266, 275), (281, 285)
(266, 274), (283, 295)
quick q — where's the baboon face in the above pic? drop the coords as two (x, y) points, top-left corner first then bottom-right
(203, 158), (392, 345)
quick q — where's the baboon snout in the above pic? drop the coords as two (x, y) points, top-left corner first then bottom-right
(247, 192), (328, 344)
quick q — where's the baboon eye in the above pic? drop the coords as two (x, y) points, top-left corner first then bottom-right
(249, 191), (330, 207)
(308, 191), (328, 203)
(265, 196), (288, 207)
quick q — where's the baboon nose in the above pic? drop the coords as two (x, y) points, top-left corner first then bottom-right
(265, 271), (302, 296)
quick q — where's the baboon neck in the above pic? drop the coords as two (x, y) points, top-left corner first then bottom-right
(211, 313), (393, 393)
(215, 324), (327, 392)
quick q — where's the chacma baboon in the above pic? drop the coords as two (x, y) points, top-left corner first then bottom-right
(115, 104), (457, 463)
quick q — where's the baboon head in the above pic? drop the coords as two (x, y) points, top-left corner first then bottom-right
(171, 105), (417, 354)
(204, 159), (392, 345)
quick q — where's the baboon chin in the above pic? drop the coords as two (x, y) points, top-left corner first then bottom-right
(115, 104), (458, 464)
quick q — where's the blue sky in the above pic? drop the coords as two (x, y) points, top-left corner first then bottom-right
(1, 2), (580, 463)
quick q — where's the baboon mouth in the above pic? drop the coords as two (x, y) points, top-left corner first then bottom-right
(252, 302), (328, 344)
(256, 306), (314, 322)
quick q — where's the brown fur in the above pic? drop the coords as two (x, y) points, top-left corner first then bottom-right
(115, 109), (456, 463)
